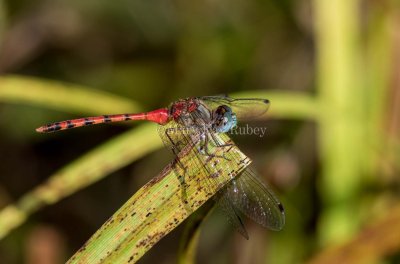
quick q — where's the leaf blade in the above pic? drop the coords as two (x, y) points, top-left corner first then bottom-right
(67, 133), (251, 264)
(0, 75), (142, 114)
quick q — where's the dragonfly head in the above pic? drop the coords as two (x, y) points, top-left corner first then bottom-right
(212, 105), (237, 133)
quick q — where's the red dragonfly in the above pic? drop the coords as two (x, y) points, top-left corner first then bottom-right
(37, 96), (285, 238)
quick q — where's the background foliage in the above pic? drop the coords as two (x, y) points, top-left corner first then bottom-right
(0, 0), (399, 263)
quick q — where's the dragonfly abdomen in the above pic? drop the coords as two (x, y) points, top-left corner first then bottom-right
(36, 108), (170, 133)
(36, 115), (123, 133)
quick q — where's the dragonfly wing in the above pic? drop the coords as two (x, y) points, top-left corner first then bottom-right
(199, 96), (270, 121)
(157, 121), (196, 155)
(223, 167), (285, 231)
(157, 114), (278, 235)
(215, 189), (249, 239)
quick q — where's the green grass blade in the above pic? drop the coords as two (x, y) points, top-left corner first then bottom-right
(0, 75), (142, 114)
(232, 91), (318, 120)
(313, 0), (363, 244)
(0, 75), (318, 120)
(67, 134), (250, 264)
(0, 123), (162, 239)
(177, 201), (214, 264)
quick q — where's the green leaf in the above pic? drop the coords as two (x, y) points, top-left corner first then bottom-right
(67, 134), (250, 263)
(0, 75), (142, 114)
(232, 90), (318, 120)
(177, 201), (214, 264)
(313, 0), (364, 243)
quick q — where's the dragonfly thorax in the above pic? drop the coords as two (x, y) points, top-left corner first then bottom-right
(169, 99), (199, 121)
(170, 99), (213, 130)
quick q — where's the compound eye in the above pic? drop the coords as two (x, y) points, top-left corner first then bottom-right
(213, 105), (237, 133)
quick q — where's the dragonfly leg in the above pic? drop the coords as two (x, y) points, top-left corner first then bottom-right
(165, 127), (188, 183)
(172, 156), (187, 183)
(165, 127), (184, 154)
(208, 132), (235, 160)
(201, 134), (231, 161)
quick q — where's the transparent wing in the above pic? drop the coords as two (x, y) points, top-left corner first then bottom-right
(157, 121), (195, 155)
(221, 167), (285, 231)
(157, 110), (283, 236)
(158, 120), (254, 238)
(215, 189), (249, 239)
(199, 96), (270, 121)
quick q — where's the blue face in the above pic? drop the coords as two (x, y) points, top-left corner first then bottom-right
(212, 105), (237, 133)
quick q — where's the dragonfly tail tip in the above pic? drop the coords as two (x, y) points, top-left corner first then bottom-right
(36, 126), (45, 133)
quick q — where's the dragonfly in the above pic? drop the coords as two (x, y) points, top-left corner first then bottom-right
(36, 95), (285, 238)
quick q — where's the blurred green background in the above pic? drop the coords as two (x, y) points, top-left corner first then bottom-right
(0, 0), (399, 263)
